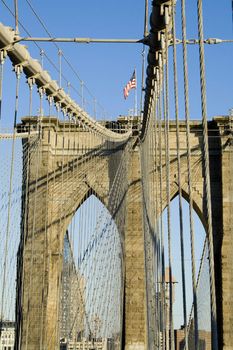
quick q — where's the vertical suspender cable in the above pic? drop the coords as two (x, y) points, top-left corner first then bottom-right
(153, 91), (158, 349)
(144, 0), (149, 37)
(164, 28), (174, 350)
(171, 3), (188, 349)
(181, 0), (199, 348)
(155, 92), (161, 350)
(0, 51), (6, 121)
(18, 79), (34, 347)
(14, 66), (22, 127)
(39, 88), (51, 349)
(57, 109), (66, 345)
(81, 81), (84, 109)
(0, 65), (21, 328)
(140, 48), (146, 118)
(196, 0), (218, 348)
(158, 69), (165, 350)
(46, 100), (59, 347)
(14, 0), (19, 35)
(25, 97), (42, 350)
(58, 50), (62, 89)
(140, 0), (149, 118)
(28, 78), (34, 116)
(40, 49), (44, 69)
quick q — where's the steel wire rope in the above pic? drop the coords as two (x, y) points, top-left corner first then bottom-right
(152, 97), (159, 348)
(78, 123), (89, 278)
(24, 112), (42, 349)
(67, 126), (106, 340)
(157, 87), (165, 350)
(163, 28), (175, 350)
(86, 123), (97, 313)
(54, 106), (68, 348)
(86, 130), (106, 331)
(33, 87), (46, 349)
(85, 234), (103, 338)
(101, 159), (125, 330)
(82, 123), (94, 338)
(68, 116), (76, 258)
(45, 121), (77, 346)
(0, 0), (100, 118)
(186, 238), (209, 344)
(44, 106), (62, 348)
(102, 231), (120, 337)
(67, 113), (80, 344)
(109, 163), (128, 338)
(171, 2), (189, 349)
(67, 231), (94, 343)
(38, 92), (54, 349)
(17, 81), (38, 348)
(65, 264), (85, 341)
(181, 0), (201, 348)
(54, 95), (71, 347)
(84, 130), (96, 340)
(91, 153), (125, 335)
(0, 51), (6, 121)
(144, 114), (152, 347)
(48, 136), (105, 213)
(140, 0), (149, 119)
(0, 150), (24, 321)
(78, 125), (90, 327)
(162, 87), (170, 350)
(150, 107), (157, 348)
(62, 111), (75, 344)
(0, 66), (21, 330)
(46, 102), (63, 349)
(68, 137), (131, 342)
(67, 261), (93, 343)
(49, 107), (78, 348)
(51, 151), (109, 224)
(88, 142), (127, 340)
(79, 204), (109, 338)
(141, 90), (157, 348)
(24, 0), (109, 119)
(158, 74), (166, 350)
(196, 1), (218, 348)
(88, 140), (129, 328)
(98, 223), (116, 337)
(76, 123), (86, 272)
(154, 90), (162, 349)
(110, 147), (129, 332)
(0, 0), (64, 83)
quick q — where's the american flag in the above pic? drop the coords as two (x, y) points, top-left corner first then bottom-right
(123, 70), (136, 99)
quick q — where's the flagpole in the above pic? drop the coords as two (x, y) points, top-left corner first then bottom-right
(134, 68), (137, 116)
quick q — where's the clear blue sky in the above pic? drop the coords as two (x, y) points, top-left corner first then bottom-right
(0, 0), (232, 120)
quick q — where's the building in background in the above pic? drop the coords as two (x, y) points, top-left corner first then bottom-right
(60, 337), (115, 350)
(174, 325), (211, 350)
(0, 321), (15, 350)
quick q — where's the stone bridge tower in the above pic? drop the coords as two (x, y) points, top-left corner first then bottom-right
(16, 116), (232, 350)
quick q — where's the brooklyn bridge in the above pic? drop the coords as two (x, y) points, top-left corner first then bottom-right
(0, 0), (232, 349)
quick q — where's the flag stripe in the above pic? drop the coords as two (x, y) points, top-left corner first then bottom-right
(123, 70), (136, 99)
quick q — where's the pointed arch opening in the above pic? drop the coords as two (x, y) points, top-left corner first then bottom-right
(162, 194), (212, 348)
(59, 194), (123, 348)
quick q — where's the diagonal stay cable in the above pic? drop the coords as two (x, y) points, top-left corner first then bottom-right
(25, 0), (109, 116)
